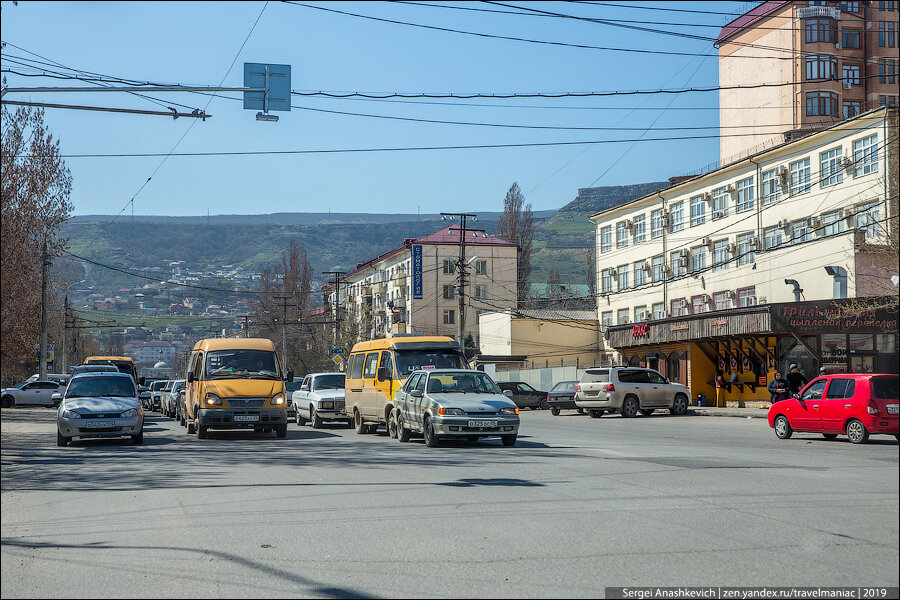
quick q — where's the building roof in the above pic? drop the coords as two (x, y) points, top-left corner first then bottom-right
(716, 1), (790, 46)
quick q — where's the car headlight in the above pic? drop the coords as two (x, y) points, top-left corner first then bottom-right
(205, 393), (222, 406)
(62, 409), (81, 419)
(500, 407), (519, 416)
(121, 408), (138, 418)
(271, 393), (285, 405)
(437, 407), (464, 416)
(319, 400), (334, 409)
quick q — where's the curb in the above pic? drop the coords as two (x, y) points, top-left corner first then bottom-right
(688, 408), (768, 419)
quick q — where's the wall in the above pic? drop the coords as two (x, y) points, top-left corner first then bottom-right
(494, 366), (584, 392)
(478, 311), (512, 356)
(509, 319), (602, 368)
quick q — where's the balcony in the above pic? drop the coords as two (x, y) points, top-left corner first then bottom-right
(373, 282), (387, 295)
(391, 273), (407, 286)
(797, 5), (840, 20)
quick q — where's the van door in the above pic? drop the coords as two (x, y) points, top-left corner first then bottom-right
(346, 353), (364, 420)
(186, 351), (202, 420)
(375, 351), (395, 423)
(361, 352), (380, 419)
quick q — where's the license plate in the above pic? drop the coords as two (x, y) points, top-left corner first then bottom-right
(82, 421), (114, 428)
(887, 404), (899, 415)
(468, 420), (497, 428)
(234, 415), (259, 422)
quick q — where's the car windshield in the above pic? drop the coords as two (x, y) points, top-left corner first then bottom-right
(551, 382), (576, 393)
(205, 349), (281, 380)
(394, 350), (466, 376)
(66, 376), (136, 398)
(425, 371), (500, 394)
(171, 381), (185, 392)
(313, 374), (345, 391)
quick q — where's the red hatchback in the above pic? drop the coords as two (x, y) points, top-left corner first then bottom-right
(768, 374), (899, 444)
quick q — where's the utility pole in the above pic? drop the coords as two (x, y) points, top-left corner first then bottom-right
(281, 294), (288, 372)
(61, 295), (69, 374)
(441, 213), (484, 346)
(39, 241), (50, 380)
(322, 271), (345, 349)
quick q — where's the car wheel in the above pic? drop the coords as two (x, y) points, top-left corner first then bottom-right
(774, 415), (792, 439)
(588, 410), (604, 418)
(275, 424), (287, 438)
(397, 415), (411, 443)
(311, 407), (323, 429)
(180, 412), (187, 428)
(1, 395), (13, 408)
(196, 421), (207, 439)
(501, 434), (517, 447)
(57, 430), (68, 447)
(354, 409), (368, 434)
(550, 407), (560, 416)
(639, 409), (655, 416)
(576, 408), (584, 414)
(423, 416), (440, 447)
(846, 419), (869, 444)
(620, 396), (639, 418)
(822, 433), (839, 440)
(186, 417), (195, 434)
(670, 394), (688, 416)
(540, 398), (550, 410)
(296, 410), (308, 426)
(132, 429), (144, 445)
(387, 414), (398, 439)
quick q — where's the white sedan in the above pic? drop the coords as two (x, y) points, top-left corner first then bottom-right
(292, 373), (350, 428)
(2, 380), (65, 408)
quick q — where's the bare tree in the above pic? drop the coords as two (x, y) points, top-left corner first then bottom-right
(495, 182), (534, 307)
(586, 247), (597, 310)
(1, 104), (73, 382)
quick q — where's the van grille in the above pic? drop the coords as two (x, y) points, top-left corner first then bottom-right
(226, 398), (266, 408)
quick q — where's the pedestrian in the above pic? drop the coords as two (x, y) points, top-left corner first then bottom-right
(768, 371), (791, 403)
(714, 370), (726, 408)
(819, 367), (827, 376)
(786, 363), (808, 394)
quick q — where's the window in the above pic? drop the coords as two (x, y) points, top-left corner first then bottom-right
(633, 261), (648, 287)
(475, 284), (487, 299)
(443, 259), (455, 274)
(692, 295), (708, 314)
(616, 221), (630, 248)
(790, 158), (811, 195)
(617, 308), (630, 325)
(879, 95), (898, 107)
(764, 226), (783, 250)
(617, 264), (629, 290)
(670, 250), (687, 278)
(651, 255), (665, 282)
(805, 18), (834, 43)
(735, 177), (754, 212)
(443, 309), (455, 325)
(842, 64), (860, 86)
(843, 101), (861, 119)
(713, 240), (729, 271)
(853, 134), (878, 176)
(634, 305), (648, 322)
(737, 287), (757, 307)
(805, 55), (836, 80)
(669, 201), (685, 232)
(651, 209), (664, 238)
(822, 210), (845, 236)
(363, 352), (379, 379)
(475, 260), (487, 275)
(820, 147), (843, 187)
(690, 195), (706, 226)
(806, 91), (837, 116)
(601, 269), (615, 293)
(790, 220), (814, 244)
(857, 200), (882, 239)
(760, 169), (782, 205)
(826, 378), (856, 399)
(879, 59), (898, 83)
(652, 302), (666, 320)
(736, 233), (756, 266)
(712, 186), (728, 219)
(879, 21), (897, 47)
(601, 311), (613, 331)
(880, 2), (898, 11)
(670, 298), (689, 317)
(600, 226), (612, 252)
(349, 353), (365, 380)
(713, 291), (733, 311)
(690, 245), (707, 272)
(633, 214), (646, 242)
(841, 1), (859, 11)
(841, 29), (860, 48)
(443, 284), (455, 300)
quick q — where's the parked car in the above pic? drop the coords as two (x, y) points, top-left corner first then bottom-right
(574, 367), (690, 418)
(55, 372), (148, 446)
(546, 381), (582, 416)
(25, 373), (72, 387)
(293, 372), (349, 428)
(284, 380), (302, 420)
(497, 381), (548, 410)
(163, 379), (185, 418)
(147, 380), (170, 411)
(768, 373), (899, 444)
(2, 380), (66, 408)
(392, 369), (520, 447)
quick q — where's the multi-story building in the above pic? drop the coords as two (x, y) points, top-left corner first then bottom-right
(136, 340), (177, 366)
(717, 0), (899, 162)
(591, 108), (897, 406)
(324, 226), (518, 345)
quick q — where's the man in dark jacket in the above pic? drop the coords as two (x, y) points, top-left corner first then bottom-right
(786, 364), (808, 394)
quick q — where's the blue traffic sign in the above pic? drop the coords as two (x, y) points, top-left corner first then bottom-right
(330, 349), (344, 354)
(243, 63), (291, 112)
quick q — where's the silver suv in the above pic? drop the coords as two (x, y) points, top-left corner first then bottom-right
(574, 367), (690, 418)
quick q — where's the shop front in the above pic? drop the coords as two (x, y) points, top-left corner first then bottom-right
(606, 299), (898, 408)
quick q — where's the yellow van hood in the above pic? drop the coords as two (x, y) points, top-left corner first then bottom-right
(205, 379), (283, 398)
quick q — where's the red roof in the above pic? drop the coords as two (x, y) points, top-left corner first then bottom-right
(716, 1), (791, 46)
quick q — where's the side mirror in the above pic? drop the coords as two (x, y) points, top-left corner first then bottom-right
(793, 393), (801, 400)
(286, 370), (294, 383)
(187, 372), (195, 383)
(410, 389), (424, 398)
(377, 367), (392, 382)
(51, 392), (62, 401)
(139, 391), (151, 400)
(503, 390), (514, 398)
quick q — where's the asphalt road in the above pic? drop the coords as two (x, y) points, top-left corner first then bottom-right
(2, 406), (898, 598)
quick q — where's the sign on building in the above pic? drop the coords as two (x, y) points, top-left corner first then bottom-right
(412, 245), (423, 300)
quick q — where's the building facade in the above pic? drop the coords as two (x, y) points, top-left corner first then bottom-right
(324, 226), (518, 345)
(718, 0), (899, 162)
(591, 108), (897, 405)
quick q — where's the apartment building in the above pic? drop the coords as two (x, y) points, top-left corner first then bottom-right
(591, 108), (897, 406)
(324, 226), (518, 344)
(717, 0), (899, 161)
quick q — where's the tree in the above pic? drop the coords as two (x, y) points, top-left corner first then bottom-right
(1, 104), (73, 382)
(586, 247), (597, 310)
(495, 182), (534, 307)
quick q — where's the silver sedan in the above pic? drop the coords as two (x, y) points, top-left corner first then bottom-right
(56, 372), (147, 446)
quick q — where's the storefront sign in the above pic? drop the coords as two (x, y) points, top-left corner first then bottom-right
(670, 323), (689, 332)
(631, 323), (649, 337)
(758, 376), (767, 386)
(779, 303), (898, 332)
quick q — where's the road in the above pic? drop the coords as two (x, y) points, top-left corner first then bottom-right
(2, 406), (898, 598)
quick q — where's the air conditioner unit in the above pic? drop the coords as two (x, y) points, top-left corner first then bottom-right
(748, 237), (759, 249)
(807, 216), (821, 228)
(713, 210), (727, 219)
(726, 243), (737, 253)
(776, 166), (790, 190)
(623, 219), (634, 230)
(835, 42), (842, 50)
(640, 262), (651, 272)
(842, 81), (852, 89)
(838, 157), (853, 168)
(662, 265), (672, 275)
(702, 192), (713, 203)
(778, 219), (791, 229)
(678, 248), (690, 258)
(702, 236), (713, 247)
(608, 268), (618, 277)
(725, 290), (736, 298)
(701, 294), (711, 303)
(725, 184), (736, 195)
(776, 166), (788, 177)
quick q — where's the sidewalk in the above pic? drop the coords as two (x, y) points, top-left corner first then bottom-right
(688, 406), (770, 418)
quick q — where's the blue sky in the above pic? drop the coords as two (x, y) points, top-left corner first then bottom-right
(1, 1), (750, 216)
